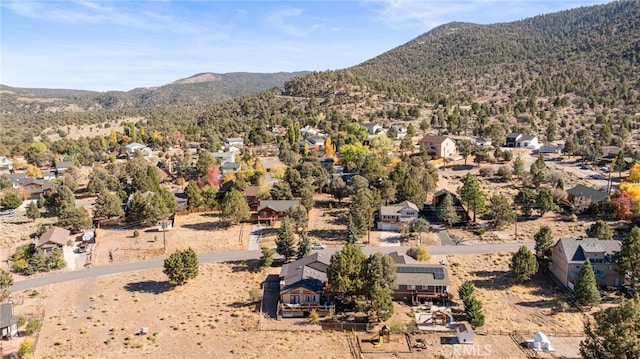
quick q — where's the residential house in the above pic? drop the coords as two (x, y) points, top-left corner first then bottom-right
(125, 142), (153, 158)
(278, 253), (334, 318)
(0, 156), (11, 169)
(36, 227), (70, 253)
(41, 170), (56, 181)
(505, 133), (522, 147)
(538, 143), (562, 154)
(430, 189), (471, 225)
(362, 122), (383, 135)
(419, 135), (456, 159)
(565, 185), (609, 212)
(377, 201), (420, 231)
(224, 137), (244, 148)
(300, 126), (321, 138)
(475, 138), (492, 147)
(8, 174), (52, 200)
(389, 125), (408, 140)
(549, 237), (622, 289)
(389, 252), (450, 304)
(243, 185), (260, 211)
(516, 135), (540, 149)
(257, 200), (300, 225)
(54, 160), (76, 175)
(220, 162), (241, 174)
(299, 135), (326, 153)
(318, 157), (335, 173)
(456, 322), (475, 344)
(0, 300), (19, 338)
(212, 151), (235, 165)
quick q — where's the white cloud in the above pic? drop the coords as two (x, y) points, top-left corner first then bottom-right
(265, 7), (308, 37)
(1, 0), (204, 34)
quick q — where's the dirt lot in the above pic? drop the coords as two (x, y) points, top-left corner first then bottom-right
(9, 263), (350, 358)
(92, 213), (249, 265)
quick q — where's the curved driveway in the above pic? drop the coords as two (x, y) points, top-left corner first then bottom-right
(9, 242), (532, 292)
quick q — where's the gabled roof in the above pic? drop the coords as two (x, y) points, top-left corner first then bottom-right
(257, 200), (300, 213)
(125, 142), (146, 150)
(220, 162), (241, 170)
(388, 251), (419, 265)
(0, 302), (18, 329)
(280, 253), (330, 293)
(243, 185), (259, 197)
(420, 135), (450, 144)
(380, 201), (419, 216)
(506, 133), (523, 140)
(225, 137), (244, 143)
(55, 161), (75, 170)
(457, 322), (473, 334)
(37, 227), (70, 248)
(555, 237), (621, 264)
(519, 135), (537, 141)
(395, 264), (450, 287)
(566, 185), (609, 204)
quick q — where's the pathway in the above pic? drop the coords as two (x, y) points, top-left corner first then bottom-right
(248, 225), (262, 251)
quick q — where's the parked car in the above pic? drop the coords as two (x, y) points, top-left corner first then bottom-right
(311, 243), (326, 250)
(624, 286), (638, 298)
(0, 209), (15, 216)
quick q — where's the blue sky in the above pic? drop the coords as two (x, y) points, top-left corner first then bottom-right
(1, 0), (608, 92)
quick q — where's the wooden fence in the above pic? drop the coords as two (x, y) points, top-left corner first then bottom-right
(174, 207), (217, 217)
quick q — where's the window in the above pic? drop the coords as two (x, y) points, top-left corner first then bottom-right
(407, 285), (416, 290)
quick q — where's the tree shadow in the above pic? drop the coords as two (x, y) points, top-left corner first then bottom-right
(308, 229), (345, 242)
(471, 270), (513, 290)
(515, 299), (557, 308)
(224, 259), (260, 273)
(182, 221), (231, 231)
(123, 280), (172, 294)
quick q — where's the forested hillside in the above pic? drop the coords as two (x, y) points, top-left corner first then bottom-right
(1, 1), (639, 154)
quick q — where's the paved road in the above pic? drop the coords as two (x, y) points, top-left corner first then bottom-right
(248, 225), (262, 251)
(9, 242), (532, 293)
(436, 230), (455, 246)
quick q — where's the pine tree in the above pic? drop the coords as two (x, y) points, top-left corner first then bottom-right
(510, 246), (539, 282)
(459, 173), (485, 221)
(458, 280), (475, 306)
(620, 227), (640, 287)
(586, 220), (614, 240)
(220, 188), (250, 224)
(574, 259), (601, 306)
(94, 190), (124, 219)
(465, 296), (485, 327)
(536, 188), (557, 216)
(512, 156), (525, 177)
(259, 247), (275, 267)
(26, 202), (40, 222)
(580, 296), (640, 358)
(163, 248), (199, 285)
(296, 233), (311, 259)
(534, 226), (554, 260)
(327, 244), (367, 308)
(440, 193), (460, 227)
(276, 217), (296, 261)
(346, 216), (360, 244)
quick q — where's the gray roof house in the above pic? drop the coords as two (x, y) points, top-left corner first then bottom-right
(390, 252), (450, 304)
(550, 237), (622, 289)
(278, 253), (334, 318)
(377, 201), (420, 231)
(54, 161), (76, 174)
(212, 151), (235, 165)
(566, 185), (609, 210)
(0, 301), (19, 338)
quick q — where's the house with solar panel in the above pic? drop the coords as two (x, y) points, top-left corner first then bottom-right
(388, 252), (450, 305)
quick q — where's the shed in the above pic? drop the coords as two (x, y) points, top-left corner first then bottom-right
(456, 322), (474, 344)
(527, 332), (554, 351)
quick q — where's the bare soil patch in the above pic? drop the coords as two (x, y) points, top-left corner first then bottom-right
(92, 213), (247, 265)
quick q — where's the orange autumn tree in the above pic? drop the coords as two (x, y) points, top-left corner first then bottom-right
(611, 191), (633, 219)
